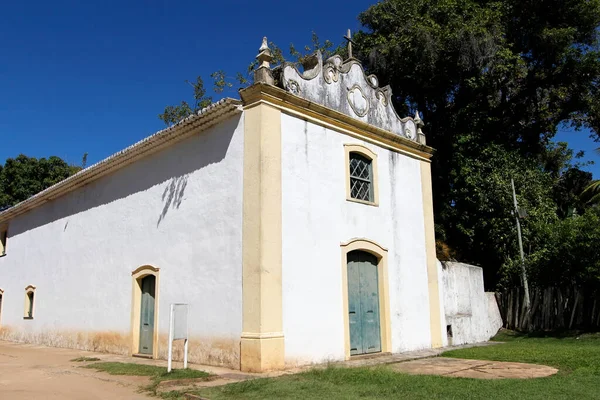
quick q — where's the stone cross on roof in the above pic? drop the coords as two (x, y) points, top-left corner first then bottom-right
(343, 29), (355, 59)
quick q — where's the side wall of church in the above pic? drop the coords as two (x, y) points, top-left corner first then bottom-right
(0, 115), (245, 368)
(280, 113), (432, 366)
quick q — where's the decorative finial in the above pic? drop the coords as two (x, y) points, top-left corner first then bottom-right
(256, 36), (273, 69)
(343, 29), (355, 59)
(414, 110), (426, 145)
(259, 36), (269, 52)
(254, 36), (275, 85)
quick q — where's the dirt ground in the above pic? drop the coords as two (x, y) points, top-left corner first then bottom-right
(0, 341), (152, 400)
(0, 339), (558, 399)
(389, 357), (558, 379)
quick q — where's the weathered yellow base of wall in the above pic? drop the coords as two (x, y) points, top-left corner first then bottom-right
(283, 355), (341, 369)
(240, 336), (285, 372)
(0, 326), (131, 355)
(0, 326), (240, 369)
(157, 334), (240, 369)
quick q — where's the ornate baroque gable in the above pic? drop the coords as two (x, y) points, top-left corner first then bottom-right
(274, 51), (425, 144)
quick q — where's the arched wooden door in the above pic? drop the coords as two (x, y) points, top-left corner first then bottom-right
(347, 250), (381, 355)
(139, 275), (156, 355)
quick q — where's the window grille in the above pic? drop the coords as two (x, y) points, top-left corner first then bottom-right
(349, 153), (373, 202)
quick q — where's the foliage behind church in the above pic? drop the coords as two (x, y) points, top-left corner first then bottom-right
(351, 0), (600, 291)
(0, 155), (81, 210)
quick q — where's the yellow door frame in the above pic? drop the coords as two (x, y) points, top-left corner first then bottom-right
(340, 238), (392, 360)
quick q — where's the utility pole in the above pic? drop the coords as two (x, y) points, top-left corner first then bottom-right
(511, 178), (531, 310)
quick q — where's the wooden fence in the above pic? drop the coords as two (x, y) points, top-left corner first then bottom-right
(496, 286), (600, 331)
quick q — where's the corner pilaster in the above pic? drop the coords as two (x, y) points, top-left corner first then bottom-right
(240, 100), (284, 372)
(421, 161), (443, 348)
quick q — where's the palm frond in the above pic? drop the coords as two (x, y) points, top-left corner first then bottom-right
(583, 179), (600, 204)
(587, 192), (600, 204)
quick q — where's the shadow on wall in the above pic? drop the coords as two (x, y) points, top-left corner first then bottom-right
(10, 115), (241, 237)
(157, 175), (188, 227)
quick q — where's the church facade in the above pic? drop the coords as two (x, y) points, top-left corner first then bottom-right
(0, 40), (445, 372)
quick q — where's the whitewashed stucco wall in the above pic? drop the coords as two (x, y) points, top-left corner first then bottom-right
(0, 115), (244, 367)
(281, 113), (432, 366)
(439, 261), (502, 346)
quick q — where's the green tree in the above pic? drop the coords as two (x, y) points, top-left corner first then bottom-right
(158, 76), (213, 126)
(582, 147), (600, 204)
(354, 0), (600, 285)
(552, 167), (593, 217)
(0, 155), (81, 209)
(446, 141), (557, 286)
(542, 142), (593, 217)
(517, 207), (600, 289)
(158, 32), (337, 127)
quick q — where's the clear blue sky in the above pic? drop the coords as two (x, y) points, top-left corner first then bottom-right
(1, 0), (598, 177)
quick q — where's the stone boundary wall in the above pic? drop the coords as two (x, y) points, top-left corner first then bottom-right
(439, 261), (502, 346)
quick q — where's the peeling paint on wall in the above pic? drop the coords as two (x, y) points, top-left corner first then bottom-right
(283, 354), (341, 369)
(0, 326), (241, 369)
(157, 334), (240, 369)
(0, 326), (131, 355)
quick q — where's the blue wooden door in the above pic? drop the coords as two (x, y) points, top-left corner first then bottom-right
(347, 250), (381, 355)
(139, 275), (155, 355)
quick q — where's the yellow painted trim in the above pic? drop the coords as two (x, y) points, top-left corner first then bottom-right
(24, 285), (36, 319)
(131, 265), (160, 277)
(340, 239), (392, 360)
(420, 162), (443, 347)
(239, 83), (434, 162)
(240, 102), (284, 372)
(130, 265), (160, 359)
(344, 144), (379, 207)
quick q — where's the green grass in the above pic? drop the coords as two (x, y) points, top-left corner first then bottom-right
(84, 362), (209, 380)
(443, 330), (600, 373)
(70, 356), (101, 362)
(83, 362), (212, 398)
(192, 331), (600, 400)
(84, 362), (169, 376)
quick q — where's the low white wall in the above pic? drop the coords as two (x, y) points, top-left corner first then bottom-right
(439, 261), (502, 346)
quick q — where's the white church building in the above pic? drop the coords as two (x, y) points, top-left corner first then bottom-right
(0, 39), (499, 372)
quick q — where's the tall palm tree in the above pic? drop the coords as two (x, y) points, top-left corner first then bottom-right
(583, 147), (600, 204)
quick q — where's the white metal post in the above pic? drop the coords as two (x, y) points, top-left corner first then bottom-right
(167, 304), (174, 373)
(184, 303), (189, 369)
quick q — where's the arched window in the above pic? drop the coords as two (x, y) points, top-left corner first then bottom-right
(349, 152), (373, 201)
(345, 144), (379, 205)
(24, 285), (36, 319)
